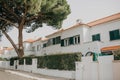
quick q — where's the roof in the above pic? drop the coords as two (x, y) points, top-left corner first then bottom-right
(46, 29), (64, 37)
(101, 45), (120, 52)
(63, 23), (86, 31)
(23, 39), (36, 43)
(41, 37), (48, 41)
(46, 23), (86, 38)
(3, 47), (13, 50)
(87, 13), (120, 26)
(45, 12), (120, 38)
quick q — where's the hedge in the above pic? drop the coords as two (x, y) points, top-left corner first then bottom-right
(25, 57), (32, 65)
(10, 57), (18, 66)
(19, 58), (24, 65)
(37, 53), (81, 70)
(10, 57), (32, 66)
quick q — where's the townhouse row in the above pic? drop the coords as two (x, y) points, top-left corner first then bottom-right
(1, 13), (120, 59)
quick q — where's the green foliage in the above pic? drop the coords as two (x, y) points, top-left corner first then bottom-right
(25, 57), (32, 65)
(113, 49), (120, 60)
(10, 57), (18, 66)
(19, 58), (24, 65)
(0, 0), (70, 33)
(37, 53), (81, 70)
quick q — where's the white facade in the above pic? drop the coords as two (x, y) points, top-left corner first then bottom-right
(1, 13), (120, 58)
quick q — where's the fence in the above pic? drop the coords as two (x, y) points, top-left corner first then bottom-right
(0, 55), (120, 80)
(0, 58), (75, 79)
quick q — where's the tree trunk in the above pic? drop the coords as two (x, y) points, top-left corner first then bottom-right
(18, 17), (25, 58)
(2, 30), (20, 57)
(18, 27), (24, 58)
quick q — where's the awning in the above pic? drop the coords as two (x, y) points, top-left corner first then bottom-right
(101, 45), (120, 52)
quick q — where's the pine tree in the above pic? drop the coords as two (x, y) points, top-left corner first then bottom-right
(0, 0), (70, 58)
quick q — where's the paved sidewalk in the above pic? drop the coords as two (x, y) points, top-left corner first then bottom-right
(2, 69), (71, 80)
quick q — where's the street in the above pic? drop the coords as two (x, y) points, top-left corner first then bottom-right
(0, 69), (69, 80)
(0, 69), (34, 80)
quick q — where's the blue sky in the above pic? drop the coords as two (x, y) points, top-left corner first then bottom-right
(0, 0), (120, 47)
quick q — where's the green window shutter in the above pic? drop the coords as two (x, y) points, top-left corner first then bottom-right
(110, 31), (114, 40)
(96, 34), (100, 41)
(92, 34), (100, 41)
(69, 37), (73, 45)
(56, 36), (61, 44)
(53, 38), (56, 45)
(109, 29), (120, 40)
(92, 35), (96, 41)
(114, 30), (120, 39)
(61, 39), (64, 46)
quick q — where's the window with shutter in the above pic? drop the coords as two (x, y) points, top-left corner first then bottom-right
(92, 34), (100, 41)
(61, 39), (64, 46)
(109, 29), (120, 40)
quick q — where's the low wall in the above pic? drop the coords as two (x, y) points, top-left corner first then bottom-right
(76, 55), (120, 80)
(34, 68), (75, 79)
(113, 60), (120, 80)
(16, 59), (75, 79)
(0, 61), (10, 69)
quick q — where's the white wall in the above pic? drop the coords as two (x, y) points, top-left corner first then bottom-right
(113, 60), (120, 80)
(76, 55), (114, 80)
(90, 19), (120, 48)
(16, 58), (75, 79)
(45, 44), (61, 55)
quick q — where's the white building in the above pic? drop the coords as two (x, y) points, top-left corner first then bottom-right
(1, 13), (120, 58)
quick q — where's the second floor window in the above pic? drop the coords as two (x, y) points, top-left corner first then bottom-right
(92, 34), (100, 41)
(74, 35), (80, 44)
(109, 29), (120, 41)
(64, 38), (69, 46)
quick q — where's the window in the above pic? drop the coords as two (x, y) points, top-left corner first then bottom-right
(53, 38), (56, 45)
(69, 37), (74, 45)
(64, 38), (69, 46)
(52, 36), (61, 45)
(56, 36), (61, 44)
(61, 35), (80, 47)
(109, 29), (120, 40)
(74, 35), (80, 44)
(92, 34), (100, 41)
(46, 39), (53, 46)
(61, 39), (64, 46)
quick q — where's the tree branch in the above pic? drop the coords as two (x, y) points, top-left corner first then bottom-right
(4, 4), (20, 21)
(0, 17), (18, 28)
(26, 13), (43, 22)
(2, 30), (20, 57)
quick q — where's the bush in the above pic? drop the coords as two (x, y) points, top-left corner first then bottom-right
(25, 57), (32, 65)
(113, 49), (120, 60)
(10, 57), (18, 66)
(37, 52), (81, 70)
(19, 58), (24, 65)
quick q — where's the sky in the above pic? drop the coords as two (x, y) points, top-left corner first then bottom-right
(0, 0), (120, 47)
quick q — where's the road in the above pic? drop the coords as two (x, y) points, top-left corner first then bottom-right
(0, 69), (70, 80)
(0, 69), (34, 80)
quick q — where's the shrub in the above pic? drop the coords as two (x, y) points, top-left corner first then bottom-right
(10, 57), (18, 66)
(19, 58), (24, 65)
(113, 49), (120, 60)
(37, 52), (81, 70)
(25, 57), (32, 65)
